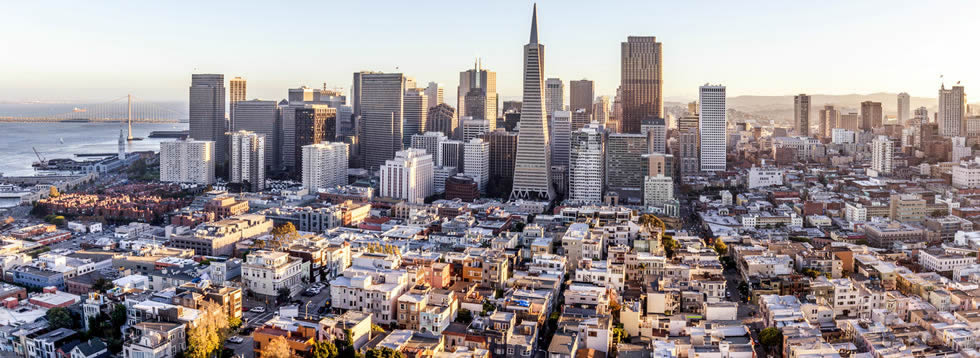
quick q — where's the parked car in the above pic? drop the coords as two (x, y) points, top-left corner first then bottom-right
(250, 306), (266, 313)
(227, 336), (245, 344)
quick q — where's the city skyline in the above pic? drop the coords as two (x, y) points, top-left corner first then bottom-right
(3, 1), (979, 102)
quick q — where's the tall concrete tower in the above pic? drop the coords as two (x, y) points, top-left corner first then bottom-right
(510, 4), (554, 201)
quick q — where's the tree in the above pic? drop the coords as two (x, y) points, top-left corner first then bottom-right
(930, 209), (947, 218)
(263, 336), (293, 358)
(759, 327), (783, 348)
(612, 327), (628, 344)
(92, 278), (115, 293)
(186, 301), (231, 358)
(365, 347), (404, 358)
(456, 309), (473, 324)
(229, 316), (243, 330)
(662, 236), (679, 258)
(45, 307), (73, 329)
(277, 287), (292, 304)
(51, 216), (67, 227)
(49, 186), (60, 198)
(312, 340), (338, 358)
(269, 223), (299, 250)
(371, 324), (385, 334)
(713, 240), (728, 256)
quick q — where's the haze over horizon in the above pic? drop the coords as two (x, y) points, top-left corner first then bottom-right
(2, 0), (978, 103)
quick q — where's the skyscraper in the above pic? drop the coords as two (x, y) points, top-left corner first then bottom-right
(699, 84), (726, 172)
(938, 84), (966, 137)
(860, 101), (883, 131)
(794, 94), (810, 136)
(228, 130), (265, 192)
(545, 78), (565, 116)
(510, 4), (554, 201)
(233, 100), (279, 170)
(645, 117), (666, 154)
(481, 129), (518, 198)
(551, 111), (572, 168)
(818, 105), (840, 139)
(605, 133), (647, 202)
(570, 79), (594, 115)
(678, 113), (699, 176)
(569, 123), (604, 203)
(301, 142), (349, 194)
(871, 135), (894, 175)
(897, 92), (911, 124)
(424, 82), (444, 109)
(571, 108), (591, 132)
(282, 104), (335, 174)
(403, 88), (428, 147)
(440, 140), (465, 171)
(189, 74), (227, 170)
(593, 96), (610, 126)
(426, 104), (458, 139)
(229, 77), (246, 130)
(464, 138), (490, 193)
(457, 61), (498, 121)
(380, 148), (434, 204)
(620, 36), (663, 133)
(359, 72), (407, 170)
(411, 132), (447, 166)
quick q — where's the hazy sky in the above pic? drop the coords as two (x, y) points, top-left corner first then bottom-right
(2, 0), (978, 103)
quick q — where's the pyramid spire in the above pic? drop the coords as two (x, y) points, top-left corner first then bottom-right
(529, 3), (539, 44)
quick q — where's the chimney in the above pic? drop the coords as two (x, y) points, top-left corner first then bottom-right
(4, 297), (17, 309)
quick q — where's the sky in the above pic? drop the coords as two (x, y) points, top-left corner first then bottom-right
(2, 0), (979, 104)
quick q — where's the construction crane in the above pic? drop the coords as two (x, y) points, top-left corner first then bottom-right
(31, 147), (48, 169)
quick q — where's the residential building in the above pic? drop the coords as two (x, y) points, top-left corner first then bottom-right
(232, 99), (279, 169)
(242, 250), (306, 299)
(160, 139), (215, 185)
(463, 138), (490, 193)
(228, 130), (265, 191)
(301, 142), (349, 194)
(569, 124), (604, 203)
(699, 85), (726, 172)
(871, 135), (894, 175)
(939, 84), (966, 137)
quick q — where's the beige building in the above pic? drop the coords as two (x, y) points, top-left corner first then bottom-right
(242, 250), (307, 299)
(169, 214), (273, 256)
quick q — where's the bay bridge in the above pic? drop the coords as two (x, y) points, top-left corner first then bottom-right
(0, 94), (185, 124)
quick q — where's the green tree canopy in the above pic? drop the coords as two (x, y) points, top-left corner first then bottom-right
(45, 307), (73, 329)
(759, 327), (783, 348)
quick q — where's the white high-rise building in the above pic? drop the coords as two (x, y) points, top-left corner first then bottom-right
(461, 118), (491, 142)
(551, 111), (572, 168)
(546, 78), (565, 116)
(424, 82), (444, 109)
(938, 84), (966, 137)
(832, 128), (856, 144)
(871, 135), (894, 176)
(433, 166), (457, 194)
(645, 117), (667, 154)
(380, 148), (434, 204)
(510, 4), (555, 201)
(463, 138), (490, 193)
(301, 142), (349, 193)
(953, 137), (972, 162)
(897, 92), (911, 123)
(229, 130), (266, 192)
(569, 123), (604, 203)
(160, 139), (215, 185)
(411, 132), (447, 167)
(699, 85), (727, 172)
(643, 175), (673, 207)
